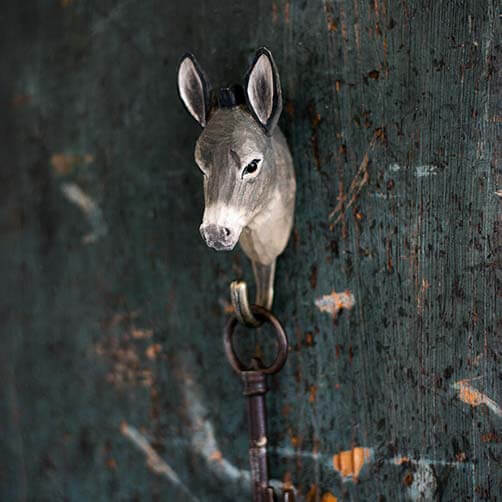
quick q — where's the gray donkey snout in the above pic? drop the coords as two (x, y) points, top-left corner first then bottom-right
(199, 224), (237, 251)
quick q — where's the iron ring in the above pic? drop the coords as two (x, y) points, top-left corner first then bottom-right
(223, 305), (288, 375)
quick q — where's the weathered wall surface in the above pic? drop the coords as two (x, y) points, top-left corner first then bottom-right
(1, 1), (500, 501)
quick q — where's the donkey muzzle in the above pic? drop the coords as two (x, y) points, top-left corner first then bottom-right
(199, 224), (237, 251)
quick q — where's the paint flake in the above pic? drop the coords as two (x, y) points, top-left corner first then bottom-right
(315, 290), (355, 318)
(452, 379), (502, 417)
(332, 447), (372, 481)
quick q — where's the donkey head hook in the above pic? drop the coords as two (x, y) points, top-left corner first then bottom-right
(177, 48), (296, 312)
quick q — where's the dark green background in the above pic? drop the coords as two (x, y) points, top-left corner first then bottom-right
(1, 1), (500, 500)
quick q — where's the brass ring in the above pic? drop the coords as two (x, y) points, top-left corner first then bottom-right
(223, 305), (288, 375)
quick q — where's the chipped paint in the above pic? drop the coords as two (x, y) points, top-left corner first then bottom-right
(415, 165), (438, 177)
(61, 182), (107, 243)
(131, 328), (153, 339)
(145, 344), (162, 359)
(452, 379), (502, 417)
(308, 385), (317, 403)
(332, 447), (372, 481)
(388, 163), (439, 177)
(120, 422), (199, 501)
(315, 290), (355, 318)
(391, 454), (471, 469)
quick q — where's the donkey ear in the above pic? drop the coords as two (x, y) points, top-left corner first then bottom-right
(177, 53), (211, 127)
(244, 47), (282, 134)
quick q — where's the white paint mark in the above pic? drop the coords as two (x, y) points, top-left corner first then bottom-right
(387, 163), (439, 177)
(392, 455), (471, 469)
(182, 372), (293, 494)
(120, 422), (199, 501)
(415, 165), (438, 177)
(271, 446), (321, 460)
(61, 182), (108, 244)
(315, 290), (355, 318)
(408, 463), (437, 501)
(452, 378), (502, 417)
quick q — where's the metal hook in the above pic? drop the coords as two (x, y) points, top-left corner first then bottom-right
(230, 260), (276, 326)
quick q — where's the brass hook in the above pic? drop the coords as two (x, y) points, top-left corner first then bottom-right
(230, 260), (276, 326)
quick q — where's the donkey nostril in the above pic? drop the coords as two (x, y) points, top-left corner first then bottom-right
(223, 227), (231, 238)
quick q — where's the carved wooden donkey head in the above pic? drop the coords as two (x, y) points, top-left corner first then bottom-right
(177, 47), (295, 263)
(177, 48), (295, 311)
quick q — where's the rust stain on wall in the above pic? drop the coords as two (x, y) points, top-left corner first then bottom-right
(315, 290), (355, 318)
(417, 278), (430, 315)
(308, 385), (317, 403)
(332, 447), (372, 481)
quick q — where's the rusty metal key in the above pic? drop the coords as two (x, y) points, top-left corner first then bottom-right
(242, 364), (274, 501)
(224, 306), (294, 502)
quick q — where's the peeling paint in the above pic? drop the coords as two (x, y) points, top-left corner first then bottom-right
(315, 290), (355, 318)
(452, 379), (502, 417)
(61, 182), (107, 243)
(332, 447), (372, 481)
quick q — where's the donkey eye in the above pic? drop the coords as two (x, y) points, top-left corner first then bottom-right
(243, 159), (261, 177)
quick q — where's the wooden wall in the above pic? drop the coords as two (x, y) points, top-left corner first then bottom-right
(1, 1), (499, 500)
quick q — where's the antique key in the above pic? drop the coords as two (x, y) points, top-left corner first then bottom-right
(224, 306), (295, 502)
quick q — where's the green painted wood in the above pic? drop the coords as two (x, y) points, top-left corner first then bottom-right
(1, 1), (500, 501)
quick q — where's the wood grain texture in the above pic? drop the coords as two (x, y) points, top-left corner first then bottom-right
(0, 1), (499, 501)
